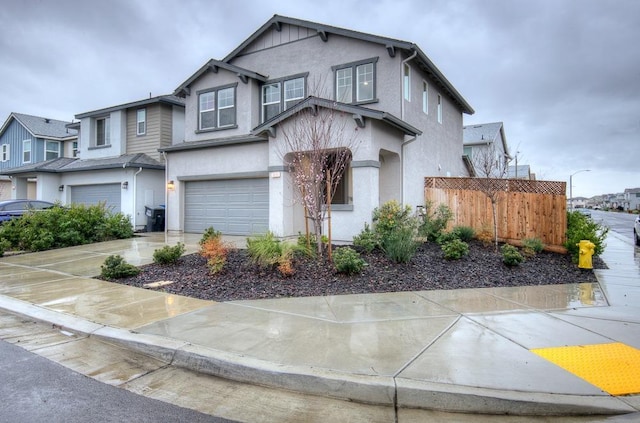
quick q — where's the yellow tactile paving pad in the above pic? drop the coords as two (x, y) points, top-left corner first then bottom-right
(531, 343), (640, 396)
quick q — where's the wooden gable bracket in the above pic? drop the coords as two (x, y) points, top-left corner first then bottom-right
(318, 30), (328, 42)
(266, 126), (276, 138)
(179, 87), (190, 96)
(273, 21), (282, 32)
(208, 64), (219, 73)
(386, 45), (396, 57)
(237, 73), (248, 84)
(352, 114), (365, 128)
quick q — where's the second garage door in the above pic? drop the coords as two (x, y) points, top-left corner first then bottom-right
(184, 178), (268, 235)
(70, 183), (122, 213)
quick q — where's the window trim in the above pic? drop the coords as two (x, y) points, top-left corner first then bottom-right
(136, 108), (146, 135)
(22, 139), (31, 163)
(1, 144), (9, 162)
(403, 63), (411, 102)
(332, 57), (378, 105)
(197, 83), (238, 132)
(422, 81), (429, 114)
(261, 73), (308, 123)
(437, 94), (442, 124)
(96, 116), (110, 146)
(44, 140), (61, 160)
(72, 141), (79, 157)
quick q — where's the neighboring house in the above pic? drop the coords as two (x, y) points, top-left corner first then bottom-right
(161, 15), (474, 240)
(568, 196), (589, 209)
(463, 122), (511, 177)
(3, 95), (184, 231)
(507, 164), (533, 180)
(0, 113), (78, 200)
(624, 188), (640, 211)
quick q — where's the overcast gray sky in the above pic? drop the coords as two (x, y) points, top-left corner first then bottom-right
(1, 0), (638, 198)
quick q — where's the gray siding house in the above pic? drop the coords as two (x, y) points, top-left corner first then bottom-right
(162, 15), (474, 240)
(0, 113), (78, 200)
(4, 95), (184, 230)
(462, 121), (511, 177)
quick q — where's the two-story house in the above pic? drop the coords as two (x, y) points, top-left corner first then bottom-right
(462, 122), (511, 178)
(161, 15), (474, 240)
(3, 95), (184, 231)
(624, 188), (640, 211)
(0, 113), (78, 200)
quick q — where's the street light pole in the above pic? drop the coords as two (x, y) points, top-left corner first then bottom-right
(569, 169), (591, 210)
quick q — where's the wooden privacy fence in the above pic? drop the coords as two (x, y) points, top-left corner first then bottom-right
(425, 177), (567, 248)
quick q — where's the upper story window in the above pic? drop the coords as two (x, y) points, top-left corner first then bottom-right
(422, 81), (429, 114)
(333, 58), (377, 104)
(22, 140), (31, 163)
(261, 75), (306, 123)
(45, 140), (61, 160)
(1, 144), (9, 162)
(403, 63), (411, 101)
(136, 109), (146, 135)
(437, 94), (442, 124)
(198, 84), (236, 131)
(72, 141), (79, 157)
(96, 117), (110, 146)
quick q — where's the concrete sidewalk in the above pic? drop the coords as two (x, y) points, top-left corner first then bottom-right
(0, 232), (639, 419)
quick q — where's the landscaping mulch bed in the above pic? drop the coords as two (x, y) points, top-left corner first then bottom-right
(113, 240), (606, 302)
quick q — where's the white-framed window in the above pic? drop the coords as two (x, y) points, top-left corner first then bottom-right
(437, 94), (442, 123)
(403, 63), (411, 101)
(23, 140), (32, 163)
(261, 76), (306, 123)
(96, 117), (110, 146)
(136, 109), (146, 135)
(198, 85), (236, 130)
(72, 141), (79, 157)
(45, 140), (60, 160)
(1, 144), (9, 162)
(333, 58), (377, 104)
(422, 81), (429, 114)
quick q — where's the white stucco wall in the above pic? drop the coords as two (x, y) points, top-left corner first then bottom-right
(79, 110), (126, 160)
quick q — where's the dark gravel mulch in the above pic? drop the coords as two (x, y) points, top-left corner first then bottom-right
(112, 241), (606, 302)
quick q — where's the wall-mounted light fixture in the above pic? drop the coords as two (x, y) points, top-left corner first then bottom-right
(58, 185), (64, 192)
(122, 181), (128, 190)
(167, 180), (175, 191)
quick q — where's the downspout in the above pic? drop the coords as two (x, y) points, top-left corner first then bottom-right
(162, 151), (168, 235)
(400, 49), (418, 205)
(133, 167), (143, 230)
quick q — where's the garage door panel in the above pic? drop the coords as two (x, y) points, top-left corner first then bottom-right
(184, 178), (268, 235)
(70, 184), (121, 213)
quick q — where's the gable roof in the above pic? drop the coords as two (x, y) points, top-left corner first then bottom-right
(1, 153), (163, 175)
(0, 113), (77, 141)
(624, 187), (640, 194)
(252, 96), (422, 138)
(174, 59), (268, 97)
(75, 95), (184, 119)
(223, 14), (474, 115)
(463, 121), (510, 158)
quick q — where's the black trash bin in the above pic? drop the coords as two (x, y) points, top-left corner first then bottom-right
(144, 205), (165, 232)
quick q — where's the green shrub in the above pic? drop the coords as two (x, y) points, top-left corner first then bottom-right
(352, 223), (379, 253)
(333, 246), (367, 275)
(451, 226), (475, 242)
(200, 227), (222, 245)
(100, 255), (140, 279)
(200, 237), (232, 274)
(564, 211), (608, 261)
(247, 231), (283, 267)
(0, 203), (133, 252)
(501, 244), (525, 267)
(522, 237), (545, 257)
(0, 238), (11, 257)
(372, 200), (414, 241)
(381, 225), (418, 263)
(442, 239), (469, 260)
(418, 201), (453, 242)
(153, 243), (185, 265)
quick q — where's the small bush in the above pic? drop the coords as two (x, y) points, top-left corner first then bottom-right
(418, 201), (453, 242)
(333, 246), (366, 275)
(353, 223), (379, 253)
(442, 239), (469, 260)
(436, 231), (458, 245)
(372, 200), (414, 241)
(502, 244), (524, 267)
(276, 243), (297, 277)
(0, 238), (11, 257)
(381, 225), (418, 263)
(200, 237), (232, 274)
(564, 211), (608, 261)
(451, 226), (475, 242)
(475, 227), (494, 247)
(153, 243), (185, 265)
(247, 231), (283, 267)
(100, 255), (140, 279)
(523, 237), (544, 254)
(297, 232), (320, 257)
(200, 227), (222, 245)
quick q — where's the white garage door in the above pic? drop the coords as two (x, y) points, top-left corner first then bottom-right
(184, 178), (268, 235)
(70, 184), (122, 213)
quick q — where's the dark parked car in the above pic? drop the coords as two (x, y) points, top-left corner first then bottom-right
(634, 215), (640, 246)
(0, 200), (56, 223)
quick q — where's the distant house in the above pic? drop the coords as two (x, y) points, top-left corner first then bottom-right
(624, 188), (640, 211)
(507, 164), (533, 180)
(161, 14), (475, 239)
(462, 122), (511, 177)
(0, 113), (78, 200)
(3, 95), (184, 231)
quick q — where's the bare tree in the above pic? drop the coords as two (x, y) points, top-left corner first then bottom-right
(473, 142), (510, 251)
(278, 99), (359, 257)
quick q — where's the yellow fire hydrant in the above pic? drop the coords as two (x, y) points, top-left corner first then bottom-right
(577, 240), (595, 269)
